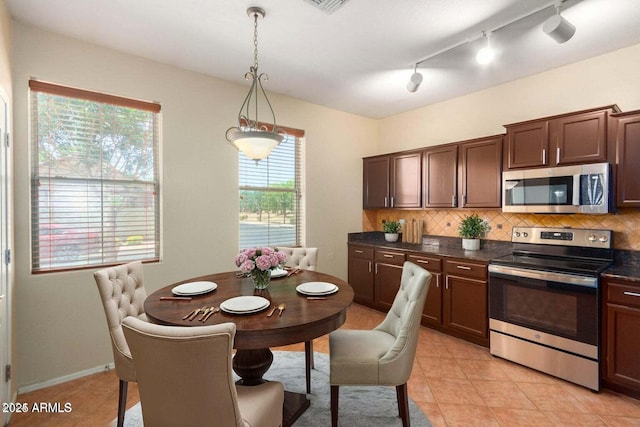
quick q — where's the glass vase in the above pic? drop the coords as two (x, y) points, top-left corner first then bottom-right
(251, 269), (271, 290)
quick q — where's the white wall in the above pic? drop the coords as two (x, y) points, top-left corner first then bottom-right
(379, 43), (640, 152)
(11, 21), (376, 388)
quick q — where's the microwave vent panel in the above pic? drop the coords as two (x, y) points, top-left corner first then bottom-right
(303, 0), (350, 14)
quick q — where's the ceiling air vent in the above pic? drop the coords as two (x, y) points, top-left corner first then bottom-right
(303, 0), (349, 14)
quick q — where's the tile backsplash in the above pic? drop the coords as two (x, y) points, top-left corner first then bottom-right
(363, 208), (640, 250)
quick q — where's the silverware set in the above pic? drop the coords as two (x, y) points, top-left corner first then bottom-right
(182, 306), (219, 322)
(267, 303), (286, 317)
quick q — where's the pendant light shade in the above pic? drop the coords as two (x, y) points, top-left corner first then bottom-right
(225, 7), (286, 161)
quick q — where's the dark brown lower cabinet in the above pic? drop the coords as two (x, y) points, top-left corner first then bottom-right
(347, 244), (374, 306)
(443, 259), (489, 346)
(374, 249), (406, 311)
(407, 253), (443, 327)
(602, 278), (640, 399)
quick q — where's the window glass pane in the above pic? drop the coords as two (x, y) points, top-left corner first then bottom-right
(30, 83), (160, 272)
(239, 135), (302, 249)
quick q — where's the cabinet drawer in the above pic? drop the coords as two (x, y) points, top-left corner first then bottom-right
(375, 250), (406, 265)
(407, 254), (442, 272)
(607, 282), (640, 309)
(445, 259), (487, 280)
(349, 245), (373, 259)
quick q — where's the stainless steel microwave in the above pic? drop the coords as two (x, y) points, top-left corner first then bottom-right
(502, 163), (610, 214)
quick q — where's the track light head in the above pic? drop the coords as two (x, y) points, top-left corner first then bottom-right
(476, 32), (496, 65)
(407, 70), (423, 93)
(543, 3), (575, 43)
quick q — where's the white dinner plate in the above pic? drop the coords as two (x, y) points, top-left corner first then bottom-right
(220, 296), (270, 314)
(271, 268), (288, 278)
(296, 281), (338, 296)
(171, 281), (217, 296)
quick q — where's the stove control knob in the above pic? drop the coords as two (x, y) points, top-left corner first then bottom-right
(522, 232), (529, 238)
(588, 235), (597, 242)
(514, 232), (521, 238)
(598, 235), (608, 243)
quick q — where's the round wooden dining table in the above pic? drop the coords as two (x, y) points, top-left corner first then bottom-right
(144, 269), (354, 426)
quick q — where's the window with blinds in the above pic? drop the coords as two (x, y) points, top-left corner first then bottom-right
(239, 131), (304, 249)
(29, 80), (161, 272)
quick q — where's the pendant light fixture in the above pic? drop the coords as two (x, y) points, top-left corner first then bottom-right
(226, 7), (285, 161)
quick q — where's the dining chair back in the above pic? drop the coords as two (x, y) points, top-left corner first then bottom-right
(122, 317), (284, 427)
(329, 261), (431, 427)
(277, 246), (319, 393)
(93, 261), (147, 427)
(278, 246), (318, 271)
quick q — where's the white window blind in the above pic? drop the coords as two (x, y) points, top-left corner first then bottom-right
(239, 131), (304, 249)
(30, 80), (161, 272)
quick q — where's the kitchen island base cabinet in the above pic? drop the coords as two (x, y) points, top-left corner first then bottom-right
(602, 278), (640, 399)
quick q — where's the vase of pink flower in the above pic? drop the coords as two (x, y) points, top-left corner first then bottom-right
(235, 247), (287, 290)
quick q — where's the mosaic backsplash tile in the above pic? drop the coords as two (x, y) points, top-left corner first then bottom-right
(363, 208), (640, 250)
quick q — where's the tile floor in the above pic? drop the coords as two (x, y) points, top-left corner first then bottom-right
(9, 303), (640, 426)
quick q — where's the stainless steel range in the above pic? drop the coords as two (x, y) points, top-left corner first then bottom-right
(489, 226), (613, 391)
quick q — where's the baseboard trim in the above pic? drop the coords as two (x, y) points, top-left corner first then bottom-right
(18, 363), (115, 394)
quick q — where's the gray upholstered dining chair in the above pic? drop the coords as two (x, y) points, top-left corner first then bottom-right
(329, 261), (431, 427)
(277, 246), (319, 393)
(93, 261), (148, 427)
(122, 317), (284, 427)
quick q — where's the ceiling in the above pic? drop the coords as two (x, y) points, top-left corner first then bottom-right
(7, 0), (640, 119)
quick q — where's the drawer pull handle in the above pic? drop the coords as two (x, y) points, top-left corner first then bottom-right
(416, 260), (429, 264)
(623, 291), (640, 298)
(383, 254), (394, 258)
(456, 265), (472, 270)
(354, 250), (364, 254)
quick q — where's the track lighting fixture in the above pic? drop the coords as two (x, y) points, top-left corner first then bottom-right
(543, 1), (576, 43)
(406, 0), (578, 93)
(407, 64), (423, 93)
(475, 32), (496, 65)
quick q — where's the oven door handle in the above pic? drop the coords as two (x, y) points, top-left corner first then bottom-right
(488, 265), (598, 288)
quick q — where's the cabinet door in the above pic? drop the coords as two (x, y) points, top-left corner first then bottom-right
(459, 136), (502, 208)
(423, 146), (457, 207)
(615, 113), (640, 207)
(606, 303), (640, 390)
(443, 274), (487, 339)
(348, 253), (374, 306)
(374, 263), (404, 312)
(422, 273), (442, 326)
(553, 110), (607, 165)
(390, 152), (422, 208)
(363, 156), (390, 208)
(505, 121), (549, 169)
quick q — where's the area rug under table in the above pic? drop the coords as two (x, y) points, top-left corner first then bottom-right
(113, 351), (433, 427)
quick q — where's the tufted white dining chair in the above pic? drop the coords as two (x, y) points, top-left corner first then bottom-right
(122, 317), (284, 427)
(277, 246), (319, 394)
(93, 261), (148, 427)
(329, 261), (431, 427)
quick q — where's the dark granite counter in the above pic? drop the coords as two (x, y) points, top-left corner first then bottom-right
(348, 232), (512, 263)
(603, 250), (640, 283)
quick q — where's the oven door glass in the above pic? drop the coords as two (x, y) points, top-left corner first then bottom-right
(489, 271), (597, 346)
(504, 176), (573, 206)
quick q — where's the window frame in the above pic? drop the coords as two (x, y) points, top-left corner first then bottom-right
(238, 125), (305, 249)
(29, 80), (162, 273)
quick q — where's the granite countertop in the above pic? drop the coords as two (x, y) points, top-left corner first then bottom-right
(602, 250), (640, 283)
(348, 232), (513, 263)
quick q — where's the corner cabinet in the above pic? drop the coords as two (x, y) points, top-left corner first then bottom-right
(363, 152), (421, 209)
(602, 277), (640, 399)
(504, 106), (619, 170)
(612, 110), (640, 207)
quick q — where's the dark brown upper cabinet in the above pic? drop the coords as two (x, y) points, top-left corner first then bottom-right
(459, 136), (503, 208)
(423, 135), (502, 209)
(363, 152), (421, 209)
(423, 146), (457, 208)
(612, 110), (640, 207)
(504, 106), (619, 170)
